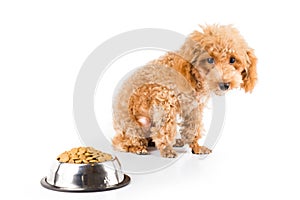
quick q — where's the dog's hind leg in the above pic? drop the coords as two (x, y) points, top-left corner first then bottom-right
(150, 104), (178, 158)
(127, 83), (180, 158)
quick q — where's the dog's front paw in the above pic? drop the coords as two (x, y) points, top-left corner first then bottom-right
(192, 146), (212, 154)
(160, 146), (177, 158)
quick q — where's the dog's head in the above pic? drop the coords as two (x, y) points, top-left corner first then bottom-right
(187, 24), (257, 95)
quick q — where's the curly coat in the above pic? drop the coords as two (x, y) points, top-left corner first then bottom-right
(112, 24), (257, 158)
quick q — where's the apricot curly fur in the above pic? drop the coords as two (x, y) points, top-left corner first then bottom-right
(112, 24), (257, 157)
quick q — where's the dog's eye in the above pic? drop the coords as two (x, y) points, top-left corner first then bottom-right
(207, 58), (214, 64)
(229, 57), (236, 64)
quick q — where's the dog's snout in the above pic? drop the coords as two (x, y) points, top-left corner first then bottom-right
(219, 82), (230, 91)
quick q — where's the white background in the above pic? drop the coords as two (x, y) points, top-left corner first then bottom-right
(1, 0), (300, 199)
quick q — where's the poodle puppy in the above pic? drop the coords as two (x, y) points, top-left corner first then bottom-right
(112, 24), (257, 158)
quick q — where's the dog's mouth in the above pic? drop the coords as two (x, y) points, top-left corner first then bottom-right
(190, 69), (229, 96)
(214, 89), (227, 96)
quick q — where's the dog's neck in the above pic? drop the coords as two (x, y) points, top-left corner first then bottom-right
(151, 49), (210, 102)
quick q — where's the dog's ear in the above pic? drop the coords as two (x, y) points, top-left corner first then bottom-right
(241, 48), (257, 93)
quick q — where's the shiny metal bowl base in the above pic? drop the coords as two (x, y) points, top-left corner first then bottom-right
(41, 157), (130, 192)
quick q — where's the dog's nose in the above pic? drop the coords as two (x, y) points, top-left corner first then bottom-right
(219, 82), (230, 91)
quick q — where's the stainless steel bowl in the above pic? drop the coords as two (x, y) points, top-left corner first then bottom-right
(41, 157), (130, 192)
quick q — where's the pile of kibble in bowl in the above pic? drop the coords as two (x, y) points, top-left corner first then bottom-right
(57, 146), (113, 164)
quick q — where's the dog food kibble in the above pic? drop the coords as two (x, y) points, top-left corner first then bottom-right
(57, 147), (113, 164)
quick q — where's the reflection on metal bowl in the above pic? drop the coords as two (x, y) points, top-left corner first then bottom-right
(41, 157), (130, 192)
